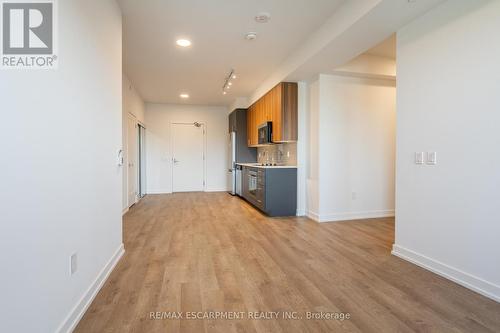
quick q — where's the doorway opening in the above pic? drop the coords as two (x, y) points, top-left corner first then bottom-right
(138, 124), (147, 198)
(127, 114), (138, 207)
(127, 115), (147, 208)
(314, 34), (396, 222)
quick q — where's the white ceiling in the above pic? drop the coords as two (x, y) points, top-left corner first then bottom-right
(118, 0), (345, 106)
(248, 0), (446, 105)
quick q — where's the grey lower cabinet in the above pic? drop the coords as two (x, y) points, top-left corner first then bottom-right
(242, 166), (297, 217)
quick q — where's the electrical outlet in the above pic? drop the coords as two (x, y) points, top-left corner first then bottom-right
(70, 253), (78, 275)
(427, 152), (437, 165)
(415, 152), (424, 165)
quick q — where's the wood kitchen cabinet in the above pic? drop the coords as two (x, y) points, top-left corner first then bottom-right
(270, 82), (297, 142)
(247, 104), (257, 146)
(246, 82), (298, 147)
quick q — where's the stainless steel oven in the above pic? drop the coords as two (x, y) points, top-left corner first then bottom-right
(248, 169), (258, 197)
(243, 167), (265, 210)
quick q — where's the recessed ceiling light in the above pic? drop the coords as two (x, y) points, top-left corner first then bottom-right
(176, 39), (191, 47)
(245, 32), (257, 40)
(232, 74), (237, 79)
(223, 91), (227, 95)
(228, 82), (232, 86)
(255, 12), (271, 23)
(180, 93), (189, 98)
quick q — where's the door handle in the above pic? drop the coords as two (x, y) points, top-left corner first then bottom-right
(173, 158), (179, 164)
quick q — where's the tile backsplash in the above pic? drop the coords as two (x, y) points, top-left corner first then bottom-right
(257, 143), (297, 166)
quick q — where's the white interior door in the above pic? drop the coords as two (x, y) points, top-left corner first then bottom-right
(172, 123), (205, 192)
(127, 115), (138, 206)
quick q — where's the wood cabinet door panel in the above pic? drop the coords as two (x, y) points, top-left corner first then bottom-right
(271, 84), (283, 142)
(282, 83), (298, 142)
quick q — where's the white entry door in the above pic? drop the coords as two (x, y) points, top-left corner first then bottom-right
(127, 115), (138, 206)
(171, 123), (205, 192)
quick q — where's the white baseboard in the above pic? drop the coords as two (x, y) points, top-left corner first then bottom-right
(392, 244), (500, 303)
(148, 189), (229, 194)
(56, 244), (125, 333)
(307, 209), (394, 222)
(147, 189), (172, 194)
(307, 210), (321, 221)
(296, 209), (306, 217)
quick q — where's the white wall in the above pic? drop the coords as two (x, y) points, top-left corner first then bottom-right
(393, 0), (500, 302)
(122, 75), (145, 211)
(307, 73), (396, 222)
(145, 104), (229, 193)
(334, 53), (397, 78)
(228, 97), (249, 114)
(123, 75), (145, 123)
(296, 82), (308, 216)
(0, 1), (123, 332)
(306, 80), (320, 217)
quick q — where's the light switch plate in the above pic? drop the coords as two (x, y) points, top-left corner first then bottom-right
(70, 253), (77, 275)
(427, 152), (437, 165)
(415, 152), (424, 164)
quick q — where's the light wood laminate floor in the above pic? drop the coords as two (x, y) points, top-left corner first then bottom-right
(75, 193), (500, 333)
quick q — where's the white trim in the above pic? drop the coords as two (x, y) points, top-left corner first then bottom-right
(148, 189), (228, 194)
(307, 209), (395, 222)
(147, 190), (172, 194)
(122, 207), (129, 216)
(56, 243), (125, 333)
(126, 114), (139, 208)
(296, 209), (306, 217)
(296, 82), (308, 216)
(307, 210), (321, 221)
(392, 244), (500, 303)
(205, 188), (229, 192)
(126, 112), (146, 128)
(330, 70), (397, 82)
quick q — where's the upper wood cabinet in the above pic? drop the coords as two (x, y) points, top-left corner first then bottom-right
(247, 104), (258, 146)
(247, 82), (297, 147)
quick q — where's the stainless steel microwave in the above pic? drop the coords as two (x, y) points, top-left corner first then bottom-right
(258, 122), (272, 145)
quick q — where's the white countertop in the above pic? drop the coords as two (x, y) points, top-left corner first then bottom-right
(236, 163), (297, 169)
